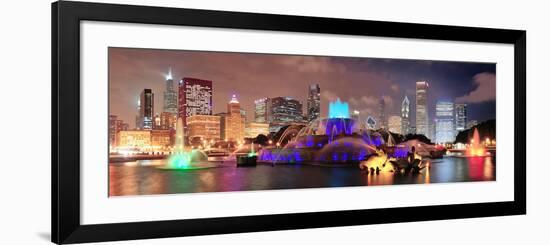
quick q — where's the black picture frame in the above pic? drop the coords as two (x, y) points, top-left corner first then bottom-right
(52, 1), (526, 244)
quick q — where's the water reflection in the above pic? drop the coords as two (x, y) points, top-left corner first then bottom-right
(109, 156), (496, 196)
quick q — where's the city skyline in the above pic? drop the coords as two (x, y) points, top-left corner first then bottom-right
(109, 47), (496, 130)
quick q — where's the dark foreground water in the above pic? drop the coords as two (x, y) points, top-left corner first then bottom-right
(109, 156), (495, 196)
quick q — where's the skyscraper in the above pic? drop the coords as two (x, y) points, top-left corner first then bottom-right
(435, 100), (455, 143)
(401, 95), (410, 135)
(388, 115), (402, 134)
(269, 97), (304, 132)
(415, 81), (429, 136)
(455, 103), (467, 132)
(378, 97), (386, 129)
(135, 99), (141, 129)
(270, 97), (304, 121)
(215, 112), (227, 141)
(429, 119), (436, 141)
(139, 89), (154, 130)
(306, 84), (320, 122)
(224, 94), (246, 141)
(163, 68), (178, 114)
(160, 111), (177, 130)
(178, 77), (213, 128)
(240, 108), (247, 122)
(187, 115), (221, 141)
(254, 98), (270, 123)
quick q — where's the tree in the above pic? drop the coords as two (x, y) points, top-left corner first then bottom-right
(404, 134), (433, 144)
(254, 134), (269, 145)
(454, 119), (496, 144)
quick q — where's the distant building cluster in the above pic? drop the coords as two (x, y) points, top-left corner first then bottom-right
(384, 81), (471, 144)
(110, 69), (323, 151)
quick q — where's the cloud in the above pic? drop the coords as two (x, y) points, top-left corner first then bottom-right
(390, 84), (400, 93)
(456, 72), (496, 103)
(382, 95), (394, 109)
(321, 90), (339, 102)
(349, 97), (360, 106)
(360, 95), (378, 106)
(278, 56), (345, 74)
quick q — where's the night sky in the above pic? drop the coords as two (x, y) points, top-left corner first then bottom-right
(109, 47), (496, 126)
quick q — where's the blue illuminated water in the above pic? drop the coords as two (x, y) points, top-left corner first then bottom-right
(328, 98), (350, 119)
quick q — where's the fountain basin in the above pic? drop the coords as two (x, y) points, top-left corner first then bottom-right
(158, 149), (216, 170)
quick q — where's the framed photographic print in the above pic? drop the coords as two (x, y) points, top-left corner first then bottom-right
(52, 1), (526, 244)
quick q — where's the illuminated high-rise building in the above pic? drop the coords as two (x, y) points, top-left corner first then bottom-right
(135, 99), (141, 129)
(435, 100), (455, 143)
(269, 96), (304, 132)
(269, 97), (304, 123)
(415, 81), (429, 136)
(139, 89), (154, 130)
(215, 112), (227, 140)
(187, 115), (221, 142)
(160, 112), (177, 130)
(224, 95), (245, 141)
(388, 115), (402, 134)
(109, 115), (127, 146)
(306, 84), (320, 122)
(163, 68), (178, 114)
(429, 119), (436, 141)
(254, 98), (270, 123)
(401, 95), (410, 135)
(455, 103), (467, 132)
(178, 77), (213, 128)
(245, 122), (270, 138)
(378, 97), (386, 129)
(240, 108), (247, 122)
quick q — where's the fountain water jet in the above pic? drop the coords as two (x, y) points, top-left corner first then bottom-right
(467, 128), (489, 157)
(160, 118), (214, 170)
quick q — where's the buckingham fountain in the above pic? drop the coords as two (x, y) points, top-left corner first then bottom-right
(257, 98), (426, 172)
